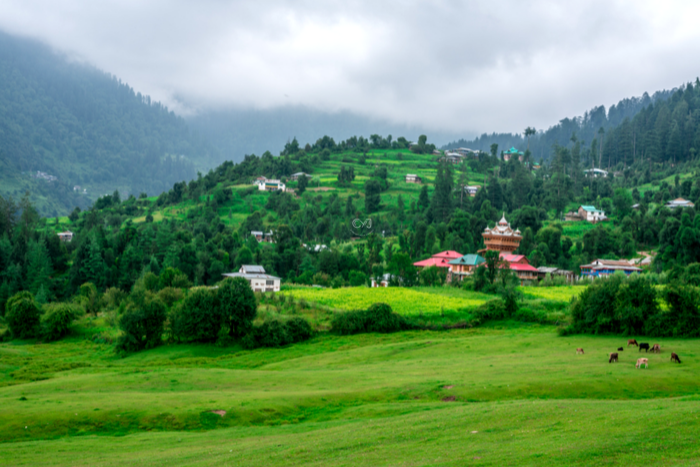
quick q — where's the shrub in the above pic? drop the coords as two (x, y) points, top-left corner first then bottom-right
(217, 277), (257, 337)
(117, 296), (168, 351)
(171, 273), (193, 289)
(331, 303), (409, 335)
(102, 287), (127, 310)
(285, 317), (313, 342)
(41, 303), (82, 341)
(159, 267), (186, 289)
(79, 282), (100, 316)
(331, 309), (368, 335)
(242, 317), (313, 349)
(5, 292), (41, 339)
(472, 299), (508, 323)
(170, 288), (222, 342)
(158, 287), (183, 308)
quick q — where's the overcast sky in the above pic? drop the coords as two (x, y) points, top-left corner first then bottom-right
(1, 0), (699, 136)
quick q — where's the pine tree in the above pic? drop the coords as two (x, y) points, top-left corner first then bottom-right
(26, 238), (52, 295)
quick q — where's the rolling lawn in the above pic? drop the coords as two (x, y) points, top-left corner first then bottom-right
(1, 324), (700, 465)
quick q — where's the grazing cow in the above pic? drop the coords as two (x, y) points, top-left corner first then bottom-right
(628, 339), (638, 347)
(651, 344), (660, 353)
(609, 352), (618, 363)
(617, 347), (624, 351)
(576, 348), (584, 355)
(636, 358), (649, 369)
(671, 353), (682, 363)
(639, 343), (650, 352)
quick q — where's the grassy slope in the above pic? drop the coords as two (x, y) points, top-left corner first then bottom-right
(2, 324), (700, 465)
(47, 149), (480, 234)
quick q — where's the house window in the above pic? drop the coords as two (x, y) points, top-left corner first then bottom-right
(266, 280), (274, 286)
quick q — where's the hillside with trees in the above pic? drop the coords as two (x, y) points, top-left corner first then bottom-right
(443, 88), (675, 163)
(0, 32), (218, 216)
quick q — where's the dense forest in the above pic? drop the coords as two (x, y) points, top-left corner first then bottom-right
(0, 32), (218, 216)
(443, 88), (675, 163)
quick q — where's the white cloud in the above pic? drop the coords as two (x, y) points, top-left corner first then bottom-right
(0, 0), (698, 134)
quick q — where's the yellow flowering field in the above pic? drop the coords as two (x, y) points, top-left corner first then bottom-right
(286, 287), (490, 315)
(522, 286), (586, 302)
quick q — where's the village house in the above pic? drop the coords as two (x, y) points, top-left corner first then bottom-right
(223, 265), (280, 292)
(413, 250), (463, 270)
(289, 172), (309, 181)
(479, 214), (522, 254)
(256, 178), (286, 192)
(442, 152), (465, 164)
(666, 198), (695, 209)
(579, 259), (642, 278)
(536, 266), (576, 283)
(405, 174), (422, 184)
(499, 254), (539, 285)
(57, 231), (74, 242)
(583, 168), (608, 178)
(464, 185), (480, 197)
(454, 147), (478, 157)
(502, 147), (524, 162)
(447, 254), (485, 283)
(532, 162), (541, 170)
(371, 273), (399, 288)
(251, 231), (274, 243)
(578, 205), (606, 223)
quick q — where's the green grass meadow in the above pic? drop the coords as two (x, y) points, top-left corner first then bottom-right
(2, 319), (700, 466)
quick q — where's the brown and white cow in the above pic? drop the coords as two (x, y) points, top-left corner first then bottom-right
(609, 352), (618, 363)
(628, 339), (638, 347)
(671, 353), (682, 363)
(651, 344), (660, 353)
(636, 358), (649, 369)
(576, 348), (584, 355)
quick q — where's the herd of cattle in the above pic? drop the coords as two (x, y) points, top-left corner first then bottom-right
(575, 339), (682, 369)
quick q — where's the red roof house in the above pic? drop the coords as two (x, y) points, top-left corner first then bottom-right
(413, 250), (463, 269)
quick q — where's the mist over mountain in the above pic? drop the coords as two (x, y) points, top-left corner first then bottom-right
(186, 107), (466, 163)
(0, 32), (217, 216)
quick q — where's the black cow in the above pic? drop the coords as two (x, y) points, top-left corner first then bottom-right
(671, 352), (682, 363)
(639, 343), (650, 352)
(617, 347), (624, 351)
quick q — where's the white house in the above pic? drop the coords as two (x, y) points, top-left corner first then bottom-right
(405, 174), (422, 184)
(583, 168), (609, 178)
(57, 231), (74, 242)
(454, 147), (478, 157)
(578, 205), (606, 223)
(666, 198), (695, 209)
(255, 178), (286, 192)
(251, 231), (274, 243)
(371, 273), (398, 288)
(442, 152), (464, 164)
(464, 185), (481, 197)
(222, 265), (281, 292)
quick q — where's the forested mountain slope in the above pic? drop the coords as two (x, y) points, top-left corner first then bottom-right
(443, 87), (675, 162)
(0, 32), (218, 216)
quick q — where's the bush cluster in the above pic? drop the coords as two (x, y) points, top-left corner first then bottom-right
(242, 317), (313, 349)
(5, 292), (42, 339)
(117, 296), (168, 351)
(41, 303), (82, 341)
(565, 274), (700, 337)
(331, 303), (411, 335)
